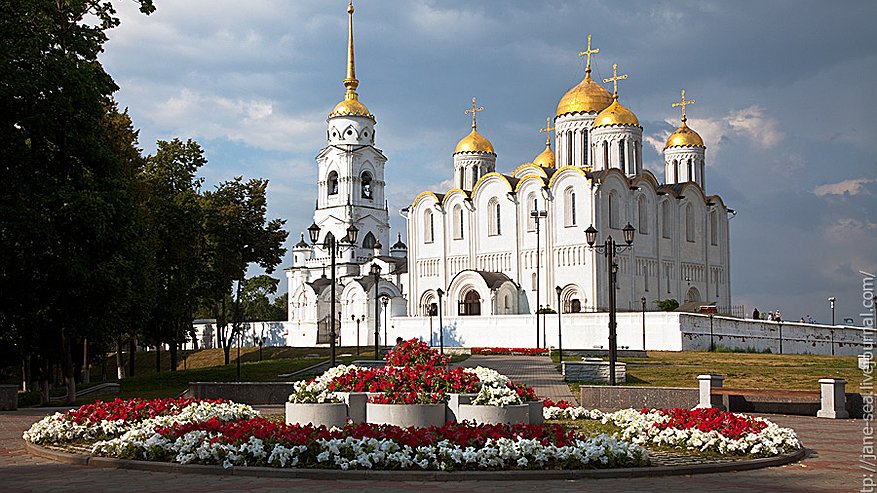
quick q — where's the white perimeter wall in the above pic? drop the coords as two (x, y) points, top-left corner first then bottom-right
(191, 314), (864, 356)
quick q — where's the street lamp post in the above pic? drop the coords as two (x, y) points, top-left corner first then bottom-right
(351, 315), (359, 355)
(371, 263), (382, 360)
(381, 296), (389, 348)
(555, 286), (563, 363)
(530, 201), (547, 348)
(641, 296), (646, 351)
(585, 222), (636, 386)
(308, 222), (358, 368)
(828, 296), (836, 356)
(436, 288), (445, 355)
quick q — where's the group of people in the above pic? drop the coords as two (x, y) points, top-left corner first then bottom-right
(751, 307), (783, 322)
(752, 308), (816, 324)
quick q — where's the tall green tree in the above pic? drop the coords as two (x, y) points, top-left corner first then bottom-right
(0, 0), (154, 403)
(201, 178), (287, 364)
(142, 138), (206, 372)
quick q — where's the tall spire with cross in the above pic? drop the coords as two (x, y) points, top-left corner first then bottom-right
(343, 1), (358, 101)
(603, 63), (629, 99)
(672, 89), (696, 125)
(578, 34), (599, 78)
(465, 97), (484, 130)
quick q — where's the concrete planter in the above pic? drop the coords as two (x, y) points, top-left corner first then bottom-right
(527, 400), (544, 425)
(285, 402), (348, 428)
(366, 402), (446, 428)
(457, 404), (529, 425)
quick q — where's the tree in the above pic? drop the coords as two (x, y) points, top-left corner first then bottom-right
(240, 275), (281, 323)
(0, 0), (154, 403)
(656, 299), (680, 312)
(201, 178), (288, 364)
(142, 138), (206, 372)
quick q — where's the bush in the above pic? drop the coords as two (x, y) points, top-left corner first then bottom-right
(656, 299), (679, 311)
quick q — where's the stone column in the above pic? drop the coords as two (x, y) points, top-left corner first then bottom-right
(695, 374), (725, 410)
(817, 378), (849, 419)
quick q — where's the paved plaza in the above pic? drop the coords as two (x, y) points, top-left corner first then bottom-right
(0, 355), (862, 492)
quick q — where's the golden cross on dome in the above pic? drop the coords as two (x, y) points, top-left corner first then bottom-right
(672, 89), (696, 123)
(465, 97), (484, 130)
(539, 117), (554, 145)
(578, 34), (599, 76)
(603, 63), (628, 98)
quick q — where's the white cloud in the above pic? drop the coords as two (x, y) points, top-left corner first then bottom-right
(726, 106), (782, 149)
(148, 88), (324, 153)
(646, 105), (783, 155)
(813, 178), (877, 197)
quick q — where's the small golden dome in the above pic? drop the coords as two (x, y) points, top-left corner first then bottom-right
(454, 129), (495, 155)
(556, 74), (614, 117)
(593, 98), (639, 128)
(664, 121), (704, 148)
(329, 98), (372, 119)
(533, 144), (556, 168)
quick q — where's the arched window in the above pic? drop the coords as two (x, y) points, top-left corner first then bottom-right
(452, 204), (464, 240)
(672, 160), (679, 182)
(459, 290), (481, 316)
(662, 200), (672, 239)
(360, 171), (373, 199)
(687, 160), (693, 182)
(618, 140), (626, 173)
(685, 203), (695, 242)
(327, 171), (339, 196)
(424, 210), (434, 243)
(582, 131), (589, 166)
(602, 141), (609, 168)
(362, 231), (376, 249)
(488, 197), (501, 236)
(633, 142), (640, 173)
(323, 231), (336, 249)
(608, 191), (619, 229)
(710, 210), (718, 246)
(638, 196), (648, 234)
(566, 132), (573, 166)
(526, 193), (537, 231)
(531, 272), (537, 290)
(564, 187), (576, 227)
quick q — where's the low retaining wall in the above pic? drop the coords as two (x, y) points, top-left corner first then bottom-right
(580, 385), (698, 411)
(188, 382), (295, 405)
(0, 385), (17, 411)
(563, 360), (626, 383)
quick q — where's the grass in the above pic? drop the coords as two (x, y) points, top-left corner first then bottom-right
(555, 350), (860, 391)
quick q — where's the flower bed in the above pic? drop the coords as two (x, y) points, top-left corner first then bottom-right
(472, 347), (549, 356)
(90, 416), (649, 471)
(541, 401), (801, 457)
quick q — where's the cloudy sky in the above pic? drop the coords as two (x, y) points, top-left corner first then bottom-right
(100, 0), (876, 324)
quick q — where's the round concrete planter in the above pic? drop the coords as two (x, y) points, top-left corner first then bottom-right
(285, 402), (348, 428)
(527, 400), (544, 425)
(457, 404), (529, 425)
(366, 402), (446, 428)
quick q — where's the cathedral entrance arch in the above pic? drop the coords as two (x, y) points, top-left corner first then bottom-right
(685, 287), (701, 303)
(459, 290), (481, 316)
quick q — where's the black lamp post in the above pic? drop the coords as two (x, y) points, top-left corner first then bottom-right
(585, 222), (635, 386)
(351, 314), (358, 355)
(828, 296), (836, 356)
(436, 288), (445, 355)
(555, 286), (563, 363)
(381, 296), (389, 347)
(641, 296), (647, 351)
(530, 201), (548, 348)
(371, 263), (381, 360)
(308, 221), (358, 368)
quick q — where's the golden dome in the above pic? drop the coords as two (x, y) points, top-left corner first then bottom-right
(329, 98), (372, 119)
(593, 98), (639, 128)
(664, 121), (704, 149)
(454, 129), (495, 155)
(533, 144), (556, 168)
(556, 74), (614, 117)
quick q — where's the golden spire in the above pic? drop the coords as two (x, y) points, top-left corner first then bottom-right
(343, 0), (359, 101)
(578, 34), (599, 78)
(539, 116), (554, 147)
(603, 63), (629, 99)
(672, 88), (696, 124)
(465, 97), (484, 130)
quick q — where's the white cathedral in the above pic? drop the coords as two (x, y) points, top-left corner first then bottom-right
(285, 4), (731, 348)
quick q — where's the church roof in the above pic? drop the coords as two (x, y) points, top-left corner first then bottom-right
(473, 270), (512, 289)
(391, 233), (407, 250)
(657, 183), (686, 196)
(308, 276), (332, 293)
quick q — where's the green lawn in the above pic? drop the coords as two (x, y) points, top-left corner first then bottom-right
(554, 350), (860, 391)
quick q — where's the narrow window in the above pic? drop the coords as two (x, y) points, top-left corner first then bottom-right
(495, 201), (502, 235)
(618, 140), (626, 173)
(424, 210), (434, 243)
(564, 187), (576, 227)
(686, 204), (695, 242)
(360, 171), (373, 199)
(453, 205), (464, 240)
(527, 193), (537, 231)
(710, 210), (718, 246)
(582, 131), (589, 166)
(566, 132), (573, 166)
(638, 196), (648, 234)
(327, 171), (339, 196)
(672, 160), (679, 182)
(662, 200), (671, 239)
(488, 198), (501, 236)
(602, 141), (609, 168)
(362, 232), (376, 249)
(687, 159), (693, 182)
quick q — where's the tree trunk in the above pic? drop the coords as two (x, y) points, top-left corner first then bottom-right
(82, 337), (90, 384)
(220, 296), (230, 365)
(155, 344), (161, 373)
(169, 331), (178, 372)
(115, 338), (125, 380)
(128, 336), (136, 377)
(21, 358), (29, 392)
(60, 330), (77, 404)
